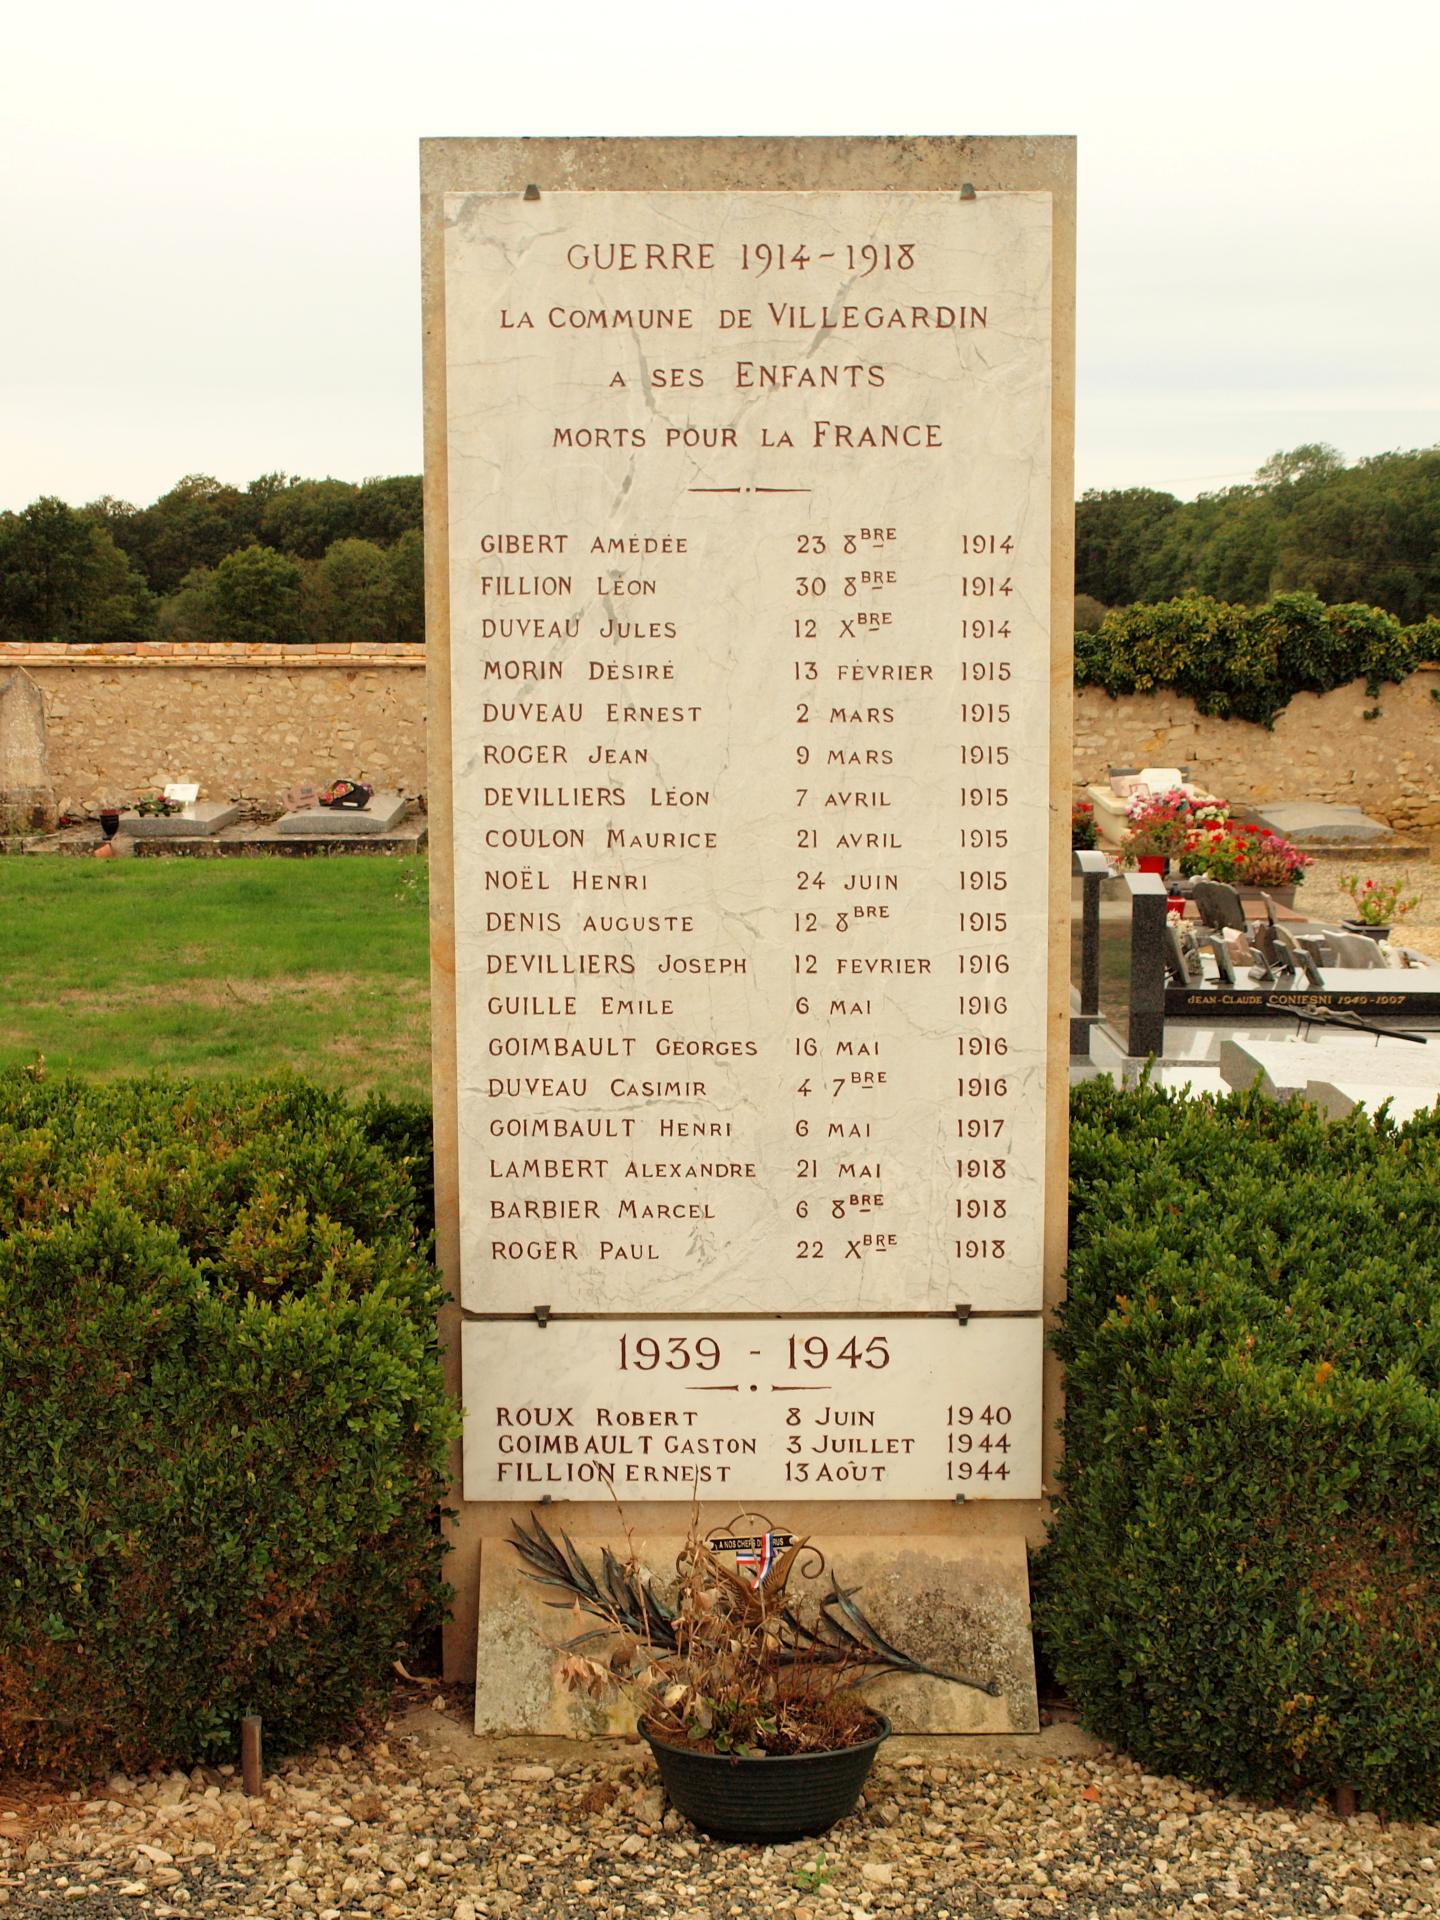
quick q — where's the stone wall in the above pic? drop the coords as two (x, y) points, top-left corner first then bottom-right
(0, 642), (426, 818)
(4, 643), (1437, 829)
(1074, 668), (1440, 831)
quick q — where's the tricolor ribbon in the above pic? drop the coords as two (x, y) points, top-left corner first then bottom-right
(734, 1532), (778, 1589)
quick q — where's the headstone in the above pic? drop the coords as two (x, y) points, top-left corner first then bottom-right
(1171, 967), (1440, 1019)
(0, 668), (54, 829)
(119, 801), (241, 838)
(272, 790), (409, 835)
(422, 136), (1075, 1727)
(1095, 871), (1169, 1057)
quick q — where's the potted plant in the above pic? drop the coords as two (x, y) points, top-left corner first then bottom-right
(1181, 824), (1311, 906)
(512, 1511), (996, 1841)
(1070, 798), (1099, 851)
(1231, 829), (1311, 905)
(1339, 873), (1421, 942)
(1119, 789), (1218, 877)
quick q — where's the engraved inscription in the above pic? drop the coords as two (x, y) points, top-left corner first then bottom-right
(462, 1318), (1043, 1501)
(445, 189), (1053, 1331)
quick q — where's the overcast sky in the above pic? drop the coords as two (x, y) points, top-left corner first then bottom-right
(3, 0), (1436, 513)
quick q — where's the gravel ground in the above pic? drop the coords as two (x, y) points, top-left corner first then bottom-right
(1278, 844), (1440, 966)
(3, 1712), (1437, 1920)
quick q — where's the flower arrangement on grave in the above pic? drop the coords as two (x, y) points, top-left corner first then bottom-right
(1071, 799), (1099, 851)
(317, 778), (374, 810)
(132, 790), (182, 818)
(512, 1509), (995, 1761)
(1117, 789), (1216, 866)
(1180, 823), (1312, 889)
(1232, 830), (1312, 889)
(1340, 873), (1420, 927)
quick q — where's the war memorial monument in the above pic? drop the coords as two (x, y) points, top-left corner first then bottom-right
(420, 136), (1077, 1732)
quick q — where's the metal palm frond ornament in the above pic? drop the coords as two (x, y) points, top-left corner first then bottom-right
(509, 1512), (1000, 1697)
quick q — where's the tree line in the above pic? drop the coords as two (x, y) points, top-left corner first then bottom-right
(5, 444), (1436, 647)
(0, 474), (424, 647)
(1076, 444), (1440, 626)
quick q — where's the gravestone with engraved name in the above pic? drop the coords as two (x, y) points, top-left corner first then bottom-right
(0, 668), (54, 829)
(422, 136), (1075, 1733)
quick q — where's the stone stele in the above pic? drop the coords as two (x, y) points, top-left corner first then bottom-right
(420, 134), (1076, 1732)
(0, 668), (54, 828)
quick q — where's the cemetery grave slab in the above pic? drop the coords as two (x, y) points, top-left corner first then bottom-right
(131, 818), (428, 858)
(1305, 1081), (1440, 1124)
(273, 790), (410, 835)
(1220, 1031), (1440, 1112)
(1240, 801), (1396, 846)
(118, 801), (241, 837)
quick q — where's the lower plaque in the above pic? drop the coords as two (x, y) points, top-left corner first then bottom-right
(461, 1317), (1042, 1501)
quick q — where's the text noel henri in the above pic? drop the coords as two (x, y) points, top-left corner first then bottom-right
(461, 520), (1011, 1265)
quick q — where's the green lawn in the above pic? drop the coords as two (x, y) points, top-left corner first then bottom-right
(0, 856), (432, 1099)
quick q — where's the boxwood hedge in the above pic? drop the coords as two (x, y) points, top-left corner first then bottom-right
(0, 1069), (456, 1778)
(1037, 1079), (1440, 1816)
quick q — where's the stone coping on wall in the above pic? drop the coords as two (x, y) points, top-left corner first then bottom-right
(0, 642), (427, 669)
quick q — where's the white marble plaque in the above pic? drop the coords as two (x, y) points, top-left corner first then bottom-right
(461, 1316), (1041, 1501)
(444, 189), (1052, 1317)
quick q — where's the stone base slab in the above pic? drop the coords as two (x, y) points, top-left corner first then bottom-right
(273, 791), (410, 835)
(473, 1526), (1037, 1738)
(118, 802), (241, 837)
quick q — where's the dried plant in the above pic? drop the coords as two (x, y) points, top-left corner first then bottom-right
(511, 1510), (997, 1757)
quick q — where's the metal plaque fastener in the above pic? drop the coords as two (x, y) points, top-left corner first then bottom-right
(960, 183), (977, 201)
(953, 1303), (973, 1326)
(523, 183), (541, 201)
(533, 1303), (551, 1328)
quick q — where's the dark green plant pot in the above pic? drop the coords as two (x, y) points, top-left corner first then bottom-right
(1342, 919), (1390, 942)
(643, 1716), (890, 1841)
